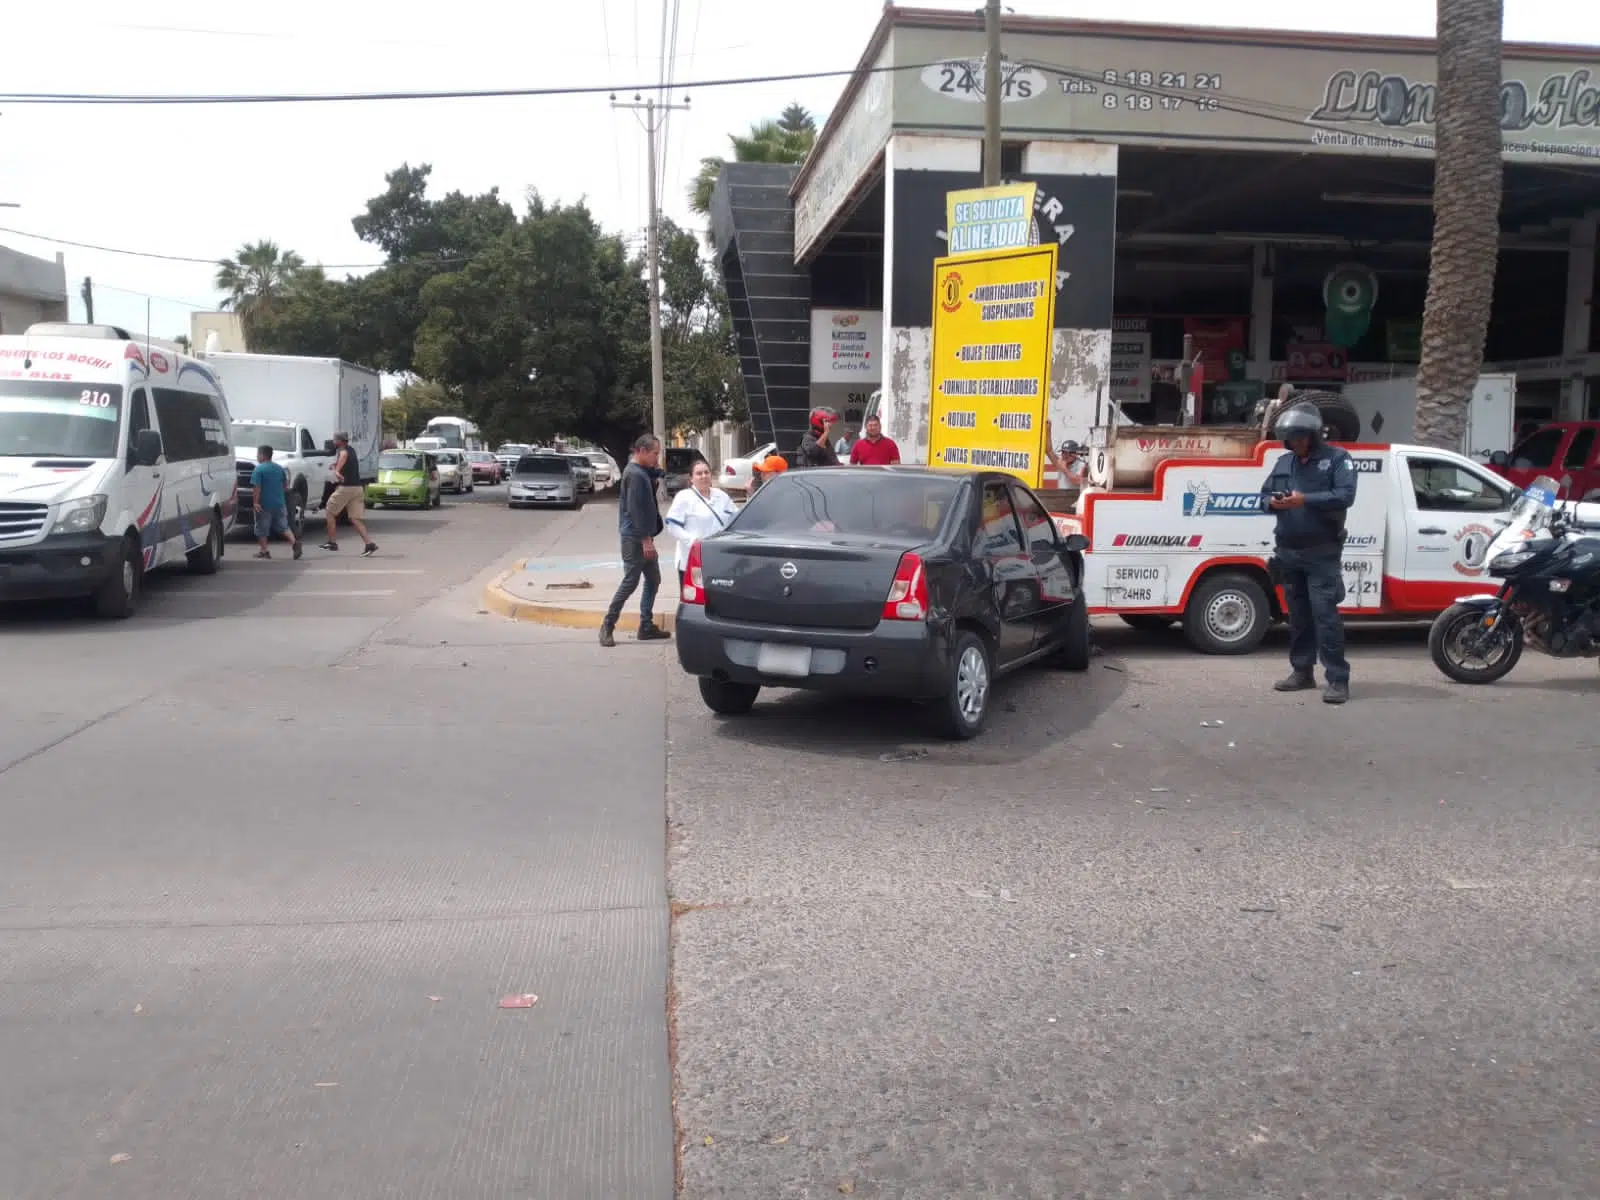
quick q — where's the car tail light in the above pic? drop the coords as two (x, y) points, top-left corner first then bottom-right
(682, 541), (706, 604)
(882, 552), (928, 621)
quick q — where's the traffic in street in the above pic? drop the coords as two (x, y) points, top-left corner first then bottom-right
(4, 480), (1597, 1198)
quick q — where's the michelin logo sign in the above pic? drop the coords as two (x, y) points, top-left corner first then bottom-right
(1182, 482), (1268, 517)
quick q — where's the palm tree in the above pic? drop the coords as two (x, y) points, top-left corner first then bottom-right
(687, 105), (818, 218)
(214, 240), (307, 346)
(1412, 0), (1505, 450)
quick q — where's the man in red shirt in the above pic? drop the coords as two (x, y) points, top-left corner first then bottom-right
(848, 414), (901, 466)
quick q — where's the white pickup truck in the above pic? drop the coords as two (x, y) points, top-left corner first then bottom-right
(1053, 439), (1565, 654)
(228, 418), (335, 536)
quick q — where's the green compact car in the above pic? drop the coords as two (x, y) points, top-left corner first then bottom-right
(367, 450), (442, 509)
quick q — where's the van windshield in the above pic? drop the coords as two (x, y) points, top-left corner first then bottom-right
(0, 381), (123, 459)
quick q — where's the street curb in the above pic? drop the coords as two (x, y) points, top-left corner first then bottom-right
(482, 560), (676, 632)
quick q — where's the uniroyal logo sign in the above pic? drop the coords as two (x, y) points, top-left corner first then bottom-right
(1110, 534), (1203, 549)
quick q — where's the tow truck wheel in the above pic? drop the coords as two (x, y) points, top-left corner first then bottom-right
(1183, 572), (1271, 655)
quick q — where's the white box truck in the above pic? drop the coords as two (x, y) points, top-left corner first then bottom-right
(208, 352), (382, 478)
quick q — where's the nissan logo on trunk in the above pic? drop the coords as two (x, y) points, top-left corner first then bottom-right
(779, 562), (798, 580)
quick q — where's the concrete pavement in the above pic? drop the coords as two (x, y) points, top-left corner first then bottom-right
(0, 489), (675, 1200)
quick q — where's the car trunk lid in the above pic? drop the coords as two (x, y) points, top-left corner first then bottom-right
(701, 532), (919, 630)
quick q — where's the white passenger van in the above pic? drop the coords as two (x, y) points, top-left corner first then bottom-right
(0, 323), (237, 618)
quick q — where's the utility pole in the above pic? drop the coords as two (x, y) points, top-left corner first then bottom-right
(612, 91), (691, 447)
(81, 276), (94, 323)
(983, 0), (1003, 186)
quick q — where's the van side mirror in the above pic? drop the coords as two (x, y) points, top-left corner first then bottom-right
(1061, 533), (1090, 553)
(133, 429), (163, 467)
(1488, 450), (1510, 468)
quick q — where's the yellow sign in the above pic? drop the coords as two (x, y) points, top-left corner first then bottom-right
(945, 183), (1038, 258)
(928, 243), (1058, 487)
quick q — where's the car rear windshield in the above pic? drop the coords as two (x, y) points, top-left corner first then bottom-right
(737, 472), (961, 539)
(516, 455), (571, 474)
(379, 451), (423, 470)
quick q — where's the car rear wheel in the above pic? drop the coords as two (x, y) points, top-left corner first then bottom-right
(934, 630), (992, 740)
(1054, 600), (1092, 671)
(699, 677), (760, 715)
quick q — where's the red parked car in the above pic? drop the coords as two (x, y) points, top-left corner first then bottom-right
(467, 450), (504, 485)
(1490, 421), (1600, 501)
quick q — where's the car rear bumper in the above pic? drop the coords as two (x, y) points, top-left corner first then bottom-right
(0, 532), (120, 602)
(675, 605), (950, 698)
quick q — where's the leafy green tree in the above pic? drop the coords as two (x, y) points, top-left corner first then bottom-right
(657, 217), (745, 431)
(688, 104), (817, 218)
(412, 192), (650, 448)
(214, 240), (306, 346)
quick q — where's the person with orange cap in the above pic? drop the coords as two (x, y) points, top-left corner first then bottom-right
(749, 452), (788, 495)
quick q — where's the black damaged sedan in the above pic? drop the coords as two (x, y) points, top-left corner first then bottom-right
(675, 467), (1091, 739)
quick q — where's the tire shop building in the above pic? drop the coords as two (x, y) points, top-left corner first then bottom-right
(709, 5), (1600, 469)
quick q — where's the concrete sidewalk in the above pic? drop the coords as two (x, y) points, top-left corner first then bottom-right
(484, 553), (679, 632)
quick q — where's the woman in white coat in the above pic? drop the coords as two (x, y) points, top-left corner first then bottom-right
(664, 460), (739, 591)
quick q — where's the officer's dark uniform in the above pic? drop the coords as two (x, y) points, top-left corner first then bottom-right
(1260, 414), (1358, 701)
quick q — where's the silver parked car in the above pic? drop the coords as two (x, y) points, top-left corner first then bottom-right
(507, 453), (581, 510)
(432, 448), (474, 494)
(561, 452), (596, 493)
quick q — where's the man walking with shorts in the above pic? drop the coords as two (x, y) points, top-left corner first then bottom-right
(321, 432), (378, 557)
(250, 445), (302, 560)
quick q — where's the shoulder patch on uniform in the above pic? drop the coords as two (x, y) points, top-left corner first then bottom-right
(1318, 458), (1332, 471)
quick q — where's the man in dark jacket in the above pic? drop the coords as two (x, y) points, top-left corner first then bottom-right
(601, 434), (671, 647)
(1260, 404), (1358, 704)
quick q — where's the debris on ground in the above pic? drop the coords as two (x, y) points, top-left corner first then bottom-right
(879, 748), (930, 763)
(498, 993), (539, 1009)
(110, 1154), (131, 1165)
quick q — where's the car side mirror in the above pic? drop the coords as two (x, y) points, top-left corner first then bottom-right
(1488, 450), (1510, 468)
(133, 429), (163, 467)
(1061, 533), (1089, 553)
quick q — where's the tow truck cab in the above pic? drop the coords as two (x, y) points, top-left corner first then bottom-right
(1052, 441), (1529, 655)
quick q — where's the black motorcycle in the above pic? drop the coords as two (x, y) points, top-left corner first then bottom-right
(1429, 474), (1600, 684)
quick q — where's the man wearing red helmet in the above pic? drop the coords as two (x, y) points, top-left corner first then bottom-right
(799, 406), (841, 468)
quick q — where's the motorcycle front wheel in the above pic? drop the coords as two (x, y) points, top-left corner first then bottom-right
(1429, 602), (1524, 684)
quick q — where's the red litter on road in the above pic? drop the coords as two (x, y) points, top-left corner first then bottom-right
(498, 993), (539, 1009)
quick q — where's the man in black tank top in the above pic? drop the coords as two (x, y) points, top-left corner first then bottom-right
(322, 432), (378, 556)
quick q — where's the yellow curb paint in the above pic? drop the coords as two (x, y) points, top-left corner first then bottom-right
(481, 560), (676, 632)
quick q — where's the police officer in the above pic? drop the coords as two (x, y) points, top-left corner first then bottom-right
(1261, 404), (1358, 704)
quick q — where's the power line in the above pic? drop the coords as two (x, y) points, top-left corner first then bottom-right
(0, 60), (931, 106)
(0, 224), (463, 269)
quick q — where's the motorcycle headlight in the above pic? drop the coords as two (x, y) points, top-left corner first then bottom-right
(50, 494), (109, 535)
(1488, 550), (1535, 573)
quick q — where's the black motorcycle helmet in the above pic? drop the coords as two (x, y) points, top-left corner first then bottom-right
(1273, 403), (1324, 450)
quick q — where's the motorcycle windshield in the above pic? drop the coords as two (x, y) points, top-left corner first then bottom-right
(1485, 474), (1560, 560)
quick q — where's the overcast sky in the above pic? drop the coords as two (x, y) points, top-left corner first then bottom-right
(3, 0), (1597, 343)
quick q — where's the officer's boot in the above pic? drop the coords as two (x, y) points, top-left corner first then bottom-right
(1273, 670), (1316, 692)
(1323, 679), (1350, 705)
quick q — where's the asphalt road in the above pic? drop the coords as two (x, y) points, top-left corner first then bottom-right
(0, 485), (675, 1200)
(7, 483), (1598, 1199)
(668, 624), (1600, 1198)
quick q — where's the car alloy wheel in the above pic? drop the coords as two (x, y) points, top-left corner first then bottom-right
(954, 643), (989, 723)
